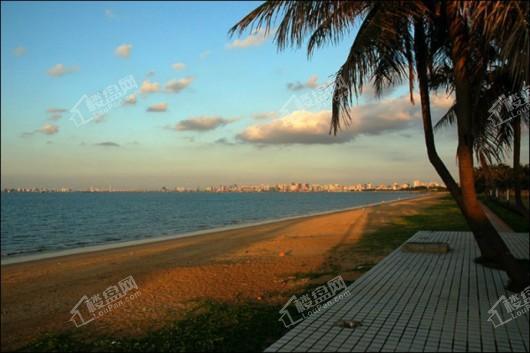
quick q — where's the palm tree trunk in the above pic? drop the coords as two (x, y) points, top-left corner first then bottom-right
(479, 154), (493, 197)
(414, 20), (494, 259)
(413, 21), (463, 209)
(512, 117), (528, 218)
(446, 9), (528, 290)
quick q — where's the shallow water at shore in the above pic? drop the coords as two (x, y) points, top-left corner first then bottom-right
(1, 191), (417, 258)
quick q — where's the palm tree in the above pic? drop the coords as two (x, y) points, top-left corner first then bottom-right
(462, 1), (529, 220)
(230, 1), (529, 289)
(435, 68), (529, 218)
(397, 5), (528, 290)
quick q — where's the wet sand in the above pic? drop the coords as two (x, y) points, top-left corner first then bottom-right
(1, 193), (444, 351)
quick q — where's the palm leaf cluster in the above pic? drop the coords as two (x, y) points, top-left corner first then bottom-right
(465, 1), (530, 87)
(435, 71), (529, 167)
(231, 1), (528, 160)
(230, 1), (427, 133)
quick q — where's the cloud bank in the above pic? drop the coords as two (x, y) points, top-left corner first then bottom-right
(287, 75), (319, 91)
(147, 103), (168, 112)
(47, 64), (78, 77)
(238, 94), (453, 145)
(165, 77), (194, 93)
(253, 111), (279, 120)
(140, 80), (160, 94)
(169, 116), (234, 131)
(123, 94), (137, 105)
(227, 29), (271, 49)
(38, 123), (59, 135)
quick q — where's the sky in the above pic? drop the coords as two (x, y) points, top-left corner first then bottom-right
(1, 1), (528, 190)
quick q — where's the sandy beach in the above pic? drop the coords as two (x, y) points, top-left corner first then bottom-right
(1, 193), (444, 351)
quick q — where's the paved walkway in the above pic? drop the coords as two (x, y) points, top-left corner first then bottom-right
(266, 231), (529, 352)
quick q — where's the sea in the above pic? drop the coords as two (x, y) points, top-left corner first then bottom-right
(1, 191), (417, 259)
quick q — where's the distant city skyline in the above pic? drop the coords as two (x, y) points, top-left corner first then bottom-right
(1, 2), (528, 189)
(3, 179), (444, 193)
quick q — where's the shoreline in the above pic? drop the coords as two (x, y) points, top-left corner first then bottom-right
(1, 193), (447, 351)
(1, 193), (431, 266)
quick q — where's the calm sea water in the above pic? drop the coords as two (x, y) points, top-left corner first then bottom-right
(1, 191), (416, 258)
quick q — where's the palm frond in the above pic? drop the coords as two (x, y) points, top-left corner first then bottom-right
(434, 104), (456, 132)
(307, 2), (370, 57)
(330, 3), (425, 134)
(330, 4), (383, 134)
(229, 1), (345, 51)
(464, 1), (530, 87)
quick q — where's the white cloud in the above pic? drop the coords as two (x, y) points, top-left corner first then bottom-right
(47, 64), (78, 77)
(38, 123), (59, 135)
(227, 28), (271, 49)
(123, 94), (137, 105)
(169, 116), (235, 131)
(147, 103), (168, 112)
(165, 77), (194, 93)
(306, 75), (319, 88)
(115, 44), (132, 58)
(430, 93), (454, 111)
(140, 80), (160, 94)
(237, 93), (453, 145)
(172, 63), (186, 71)
(287, 75), (320, 91)
(238, 111), (345, 145)
(253, 111), (279, 120)
(22, 121), (62, 137)
(13, 46), (27, 57)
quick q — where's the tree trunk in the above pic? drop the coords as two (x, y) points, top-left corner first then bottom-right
(413, 20), (463, 209)
(446, 7), (528, 290)
(512, 117), (529, 218)
(415, 19), (496, 259)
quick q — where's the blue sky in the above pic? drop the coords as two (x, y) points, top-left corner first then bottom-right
(1, 1), (527, 189)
